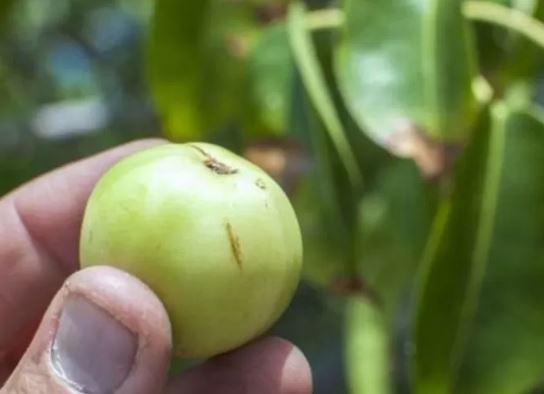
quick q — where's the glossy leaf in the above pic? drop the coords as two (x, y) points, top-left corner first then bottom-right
(456, 106), (544, 394)
(345, 297), (391, 394)
(335, 0), (479, 150)
(413, 106), (500, 393)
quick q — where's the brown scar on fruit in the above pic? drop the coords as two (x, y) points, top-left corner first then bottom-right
(225, 222), (242, 269)
(255, 178), (266, 190)
(189, 144), (238, 175)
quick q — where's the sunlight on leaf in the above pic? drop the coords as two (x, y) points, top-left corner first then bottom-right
(335, 0), (478, 172)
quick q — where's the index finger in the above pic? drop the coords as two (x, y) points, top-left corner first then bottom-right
(0, 139), (164, 354)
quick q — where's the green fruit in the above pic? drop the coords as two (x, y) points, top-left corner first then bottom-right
(79, 142), (303, 358)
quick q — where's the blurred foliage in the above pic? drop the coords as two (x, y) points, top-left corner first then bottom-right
(345, 298), (390, 394)
(471, 0), (544, 93)
(457, 104), (544, 394)
(4, 0), (544, 393)
(335, 0), (479, 156)
(146, 1), (212, 140)
(414, 105), (494, 393)
(0, 0), (158, 194)
(246, 23), (292, 136)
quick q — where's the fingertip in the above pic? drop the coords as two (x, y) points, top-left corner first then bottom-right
(280, 343), (313, 394)
(67, 265), (172, 339)
(250, 337), (313, 394)
(4, 265), (173, 394)
(9, 138), (169, 275)
(61, 266), (174, 394)
(167, 336), (313, 394)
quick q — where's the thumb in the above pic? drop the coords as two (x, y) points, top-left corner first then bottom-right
(2, 266), (172, 394)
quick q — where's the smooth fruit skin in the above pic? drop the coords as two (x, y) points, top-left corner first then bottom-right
(79, 142), (303, 358)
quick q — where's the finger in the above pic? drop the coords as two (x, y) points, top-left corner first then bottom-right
(166, 337), (312, 394)
(5, 138), (166, 273)
(2, 266), (172, 394)
(0, 139), (165, 352)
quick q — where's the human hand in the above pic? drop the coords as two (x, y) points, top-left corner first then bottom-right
(0, 139), (312, 394)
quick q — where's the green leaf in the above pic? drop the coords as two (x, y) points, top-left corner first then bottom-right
(290, 76), (356, 287)
(0, 0), (14, 33)
(345, 297), (391, 394)
(287, 1), (362, 188)
(295, 178), (351, 287)
(356, 160), (435, 322)
(335, 0), (479, 150)
(146, 1), (211, 140)
(246, 23), (294, 136)
(146, 1), (254, 141)
(465, 0), (544, 88)
(455, 106), (544, 394)
(413, 105), (502, 393)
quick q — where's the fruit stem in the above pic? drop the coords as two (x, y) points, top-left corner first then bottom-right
(189, 145), (238, 175)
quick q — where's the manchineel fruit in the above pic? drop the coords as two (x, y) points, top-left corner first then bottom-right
(79, 142), (303, 358)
